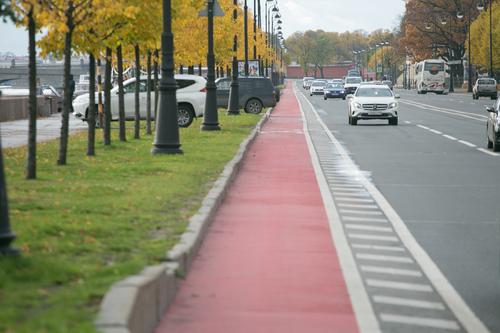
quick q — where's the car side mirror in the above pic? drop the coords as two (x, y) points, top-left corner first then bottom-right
(486, 106), (497, 113)
(395, 94), (400, 99)
(346, 94), (354, 99)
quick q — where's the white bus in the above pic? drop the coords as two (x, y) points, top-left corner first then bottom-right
(415, 59), (446, 95)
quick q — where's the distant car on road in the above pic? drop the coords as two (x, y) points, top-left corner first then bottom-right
(215, 76), (277, 114)
(324, 83), (345, 100)
(302, 76), (315, 89)
(329, 78), (344, 85)
(473, 78), (497, 100)
(347, 84), (399, 126)
(486, 99), (500, 151)
(347, 69), (361, 77)
(309, 80), (327, 96)
(343, 76), (362, 98)
(303, 78), (315, 90)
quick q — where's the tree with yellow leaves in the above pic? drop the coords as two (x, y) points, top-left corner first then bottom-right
(469, 1), (499, 75)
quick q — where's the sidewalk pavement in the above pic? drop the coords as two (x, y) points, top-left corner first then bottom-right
(0, 113), (87, 148)
(155, 82), (359, 333)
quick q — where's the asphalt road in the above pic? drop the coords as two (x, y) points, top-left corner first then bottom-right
(300, 83), (500, 332)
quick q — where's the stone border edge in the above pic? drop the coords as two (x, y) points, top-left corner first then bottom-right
(95, 108), (273, 333)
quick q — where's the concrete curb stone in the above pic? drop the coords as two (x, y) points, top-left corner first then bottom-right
(96, 109), (273, 333)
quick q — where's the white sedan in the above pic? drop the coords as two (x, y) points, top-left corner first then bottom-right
(73, 74), (206, 128)
(347, 84), (399, 126)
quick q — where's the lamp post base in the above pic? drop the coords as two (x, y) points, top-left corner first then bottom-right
(151, 145), (183, 155)
(0, 232), (20, 256)
(200, 124), (221, 131)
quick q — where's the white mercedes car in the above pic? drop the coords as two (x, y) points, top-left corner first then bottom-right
(347, 84), (399, 126)
(73, 74), (206, 128)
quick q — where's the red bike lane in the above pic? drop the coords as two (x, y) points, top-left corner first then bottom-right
(155, 82), (359, 333)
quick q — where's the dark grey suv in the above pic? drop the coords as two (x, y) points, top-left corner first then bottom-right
(216, 77), (277, 114)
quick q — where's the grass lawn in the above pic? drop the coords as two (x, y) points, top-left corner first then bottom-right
(0, 113), (261, 333)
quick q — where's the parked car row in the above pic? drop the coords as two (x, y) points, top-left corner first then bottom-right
(74, 75), (279, 127)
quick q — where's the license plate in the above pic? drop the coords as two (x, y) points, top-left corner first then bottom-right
(371, 112), (382, 116)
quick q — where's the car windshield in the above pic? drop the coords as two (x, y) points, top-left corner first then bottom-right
(326, 84), (342, 89)
(356, 87), (393, 97)
(346, 77), (362, 84)
(312, 82), (325, 86)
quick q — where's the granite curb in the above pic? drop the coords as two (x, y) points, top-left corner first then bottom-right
(95, 108), (273, 333)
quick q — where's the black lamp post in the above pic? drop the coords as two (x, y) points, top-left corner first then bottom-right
(457, 10), (473, 93)
(152, 0), (182, 154)
(228, 0), (240, 115)
(244, 0), (249, 76)
(440, 16), (454, 93)
(0, 133), (19, 256)
(202, 0), (221, 131)
(253, 0), (257, 61)
(477, 0), (494, 78)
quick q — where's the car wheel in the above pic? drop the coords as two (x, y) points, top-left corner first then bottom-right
(491, 95), (497, 100)
(487, 131), (493, 149)
(324, 96), (327, 100)
(244, 98), (263, 114)
(342, 96), (346, 100)
(351, 117), (357, 125)
(493, 139), (500, 152)
(177, 104), (195, 128)
(389, 118), (398, 126)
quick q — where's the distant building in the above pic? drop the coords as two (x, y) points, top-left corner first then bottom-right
(286, 62), (356, 79)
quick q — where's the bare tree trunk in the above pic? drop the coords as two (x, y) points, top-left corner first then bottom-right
(146, 50), (152, 135)
(153, 49), (159, 122)
(199, 63), (202, 76)
(26, 10), (37, 179)
(117, 45), (126, 141)
(97, 58), (103, 128)
(57, 9), (74, 166)
(103, 47), (112, 145)
(134, 44), (140, 139)
(188, 65), (194, 74)
(87, 53), (96, 156)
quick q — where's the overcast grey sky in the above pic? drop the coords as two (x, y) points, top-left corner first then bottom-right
(0, 0), (406, 55)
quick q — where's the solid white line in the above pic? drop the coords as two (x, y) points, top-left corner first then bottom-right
(417, 124), (430, 130)
(429, 129), (443, 135)
(339, 203), (379, 209)
(343, 216), (388, 223)
(294, 84), (381, 332)
(404, 121), (412, 124)
(366, 279), (433, 292)
(443, 134), (458, 140)
(348, 233), (399, 242)
(360, 265), (423, 277)
(340, 209), (383, 216)
(352, 244), (406, 252)
(356, 253), (413, 263)
(380, 314), (460, 330)
(346, 224), (393, 233)
(458, 140), (477, 148)
(297, 83), (490, 333)
(373, 295), (446, 310)
(477, 148), (499, 157)
(401, 99), (487, 122)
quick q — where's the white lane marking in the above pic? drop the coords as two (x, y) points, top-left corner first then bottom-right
(477, 148), (500, 157)
(458, 140), (477, 148)
(366, 279), (433, 292)
(336, 198), (375, 204)
(339, 203), (379, 209)
(373, 295), (446, 310)
(417, 124), (430, 130)
(333, 188), (367, 193)
(332, 184), (364, 189)
(295, 84), (381, 332)
(401, 99), (487, 122)
(348, 233), (399, 242)
(297, 85), (490, 333)
(343, 216), (388, 223)
(360, 265), (423, 277)
(355, 253), (413, 263)
(404, 121), (412, 124)
(443, 134), (458, 140)
(380, 314), (460, 331)
(340, 209), (383, 216)
(429, 129), (443, 135)
(352, 244), (405, 252)
(346, 224), (393, 233)
(335, 193), (371, 198)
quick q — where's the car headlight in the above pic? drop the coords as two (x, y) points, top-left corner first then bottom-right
(341, 90), (345, 94)
(389, 102), (398, 109)
(354, 102), (362, 109)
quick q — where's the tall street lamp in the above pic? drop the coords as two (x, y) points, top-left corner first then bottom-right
(244, 0), (249, 76)
(477, 0), (494, 78)
(265, 0), (277, 77)
(253, 0), (257, 61)
(152, 0), (182, 154)
(457, 9), (474, 93)
(0, 133), (19, 256)
(440, 16), (455, 93)
(228, 0), (240, 115)
(201, 0), (222, 131)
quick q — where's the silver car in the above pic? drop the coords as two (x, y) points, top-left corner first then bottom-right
(473, 78), (497, 100)
(486, 99), (500, 151)
(347, 85), (400, 126)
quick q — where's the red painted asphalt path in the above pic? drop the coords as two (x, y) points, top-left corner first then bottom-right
(155, 83), (359, 333)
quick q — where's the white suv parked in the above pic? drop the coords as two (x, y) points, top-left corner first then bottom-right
(73, 74), (206, 127)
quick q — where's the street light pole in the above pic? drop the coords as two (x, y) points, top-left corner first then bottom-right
(253, 0), (257, 61)
(228, 1), (240, 115)
(488, 0), (493, 78)
(201, 0), (221, 131)
(244, 0), (249, 76)
(152, 0), (182, 155)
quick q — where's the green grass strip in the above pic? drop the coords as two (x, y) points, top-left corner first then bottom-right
(0, 113), (261, 333)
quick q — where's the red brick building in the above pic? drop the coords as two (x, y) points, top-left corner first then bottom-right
(286, 62), (360, 79)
